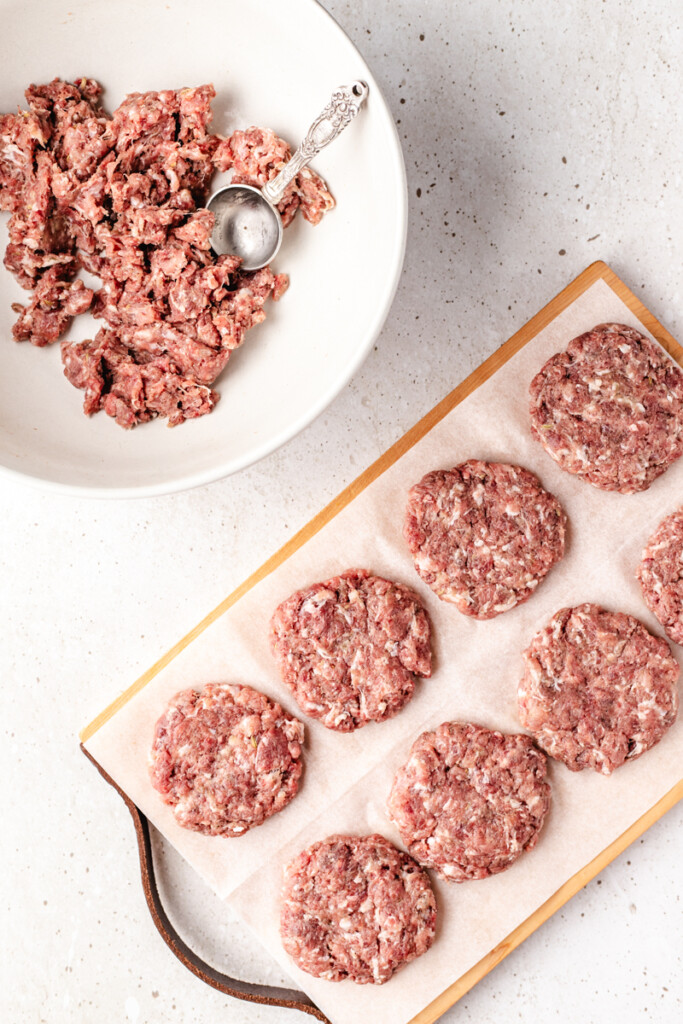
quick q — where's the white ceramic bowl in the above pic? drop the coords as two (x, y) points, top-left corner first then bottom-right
(0, 0), (406, 497)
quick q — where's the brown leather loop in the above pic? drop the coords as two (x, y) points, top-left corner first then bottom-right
(81, 745), (329, 1021)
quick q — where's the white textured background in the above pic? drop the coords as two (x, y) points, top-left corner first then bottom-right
(2, 0), (682, 1021)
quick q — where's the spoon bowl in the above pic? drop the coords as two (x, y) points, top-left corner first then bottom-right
(208, 184), (283, 271)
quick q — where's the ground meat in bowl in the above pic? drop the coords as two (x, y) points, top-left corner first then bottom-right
(529, 323), (683, 493)
(404, 460), (566, 618)
(280, 833), (436, 984)
(149, 682), (304, 836)
(0, 78), (333, 427)
(387, 722), (550, 881)
(518, 603), (679, 774)
(270, 569), (432, 731)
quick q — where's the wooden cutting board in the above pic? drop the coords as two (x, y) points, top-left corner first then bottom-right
(81, 260), (683, 1024)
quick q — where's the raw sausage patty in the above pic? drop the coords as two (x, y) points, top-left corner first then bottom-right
(529, 322), (683, 493)
(637, 508), (683, 645)
(518, 603), (679, 774)
(149, 683), (304, 836)
(403, 460), (566, 618)
(280, 833), (437, 985)
(270, 569), (431, 731)
(387, 722), (550, 881)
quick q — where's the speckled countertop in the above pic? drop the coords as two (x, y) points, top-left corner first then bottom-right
(2, 1), (682, 1021)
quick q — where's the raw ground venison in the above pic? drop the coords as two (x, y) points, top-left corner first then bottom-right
(280, 833), (437, 985)
(519, 603), (679, 774)
(637, 507), (683, 646)
(387, 722), (550, 881)
(0, 78), (333, 427)
(529, 323), (683, 493)
(149, 683), (304, 837)
(404, 460), (566, 618)
(270, 569), (432, 731)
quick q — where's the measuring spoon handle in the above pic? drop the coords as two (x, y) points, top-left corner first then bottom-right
(262, 81), (369, 205)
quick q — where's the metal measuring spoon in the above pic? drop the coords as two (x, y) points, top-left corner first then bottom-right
(207, 81), (369, 270)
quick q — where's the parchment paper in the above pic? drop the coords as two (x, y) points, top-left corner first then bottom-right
(84, 277), (683, 1024)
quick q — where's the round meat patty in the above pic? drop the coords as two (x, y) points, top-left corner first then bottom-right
(637, 508), (683, 645)
(149, 683), (304, 836)
(269, 569), (431, 731)
(529, 322), (683, 493)
(403, 460), (566, 618)
(280, 833), (437, 985)
(519, 603), (679, 774)
(387, 722), (550, 882)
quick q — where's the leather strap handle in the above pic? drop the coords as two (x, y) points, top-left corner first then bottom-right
(81, 745), (329, 1022)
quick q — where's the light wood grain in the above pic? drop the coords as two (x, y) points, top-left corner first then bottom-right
(80, 260), (683, 1021)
